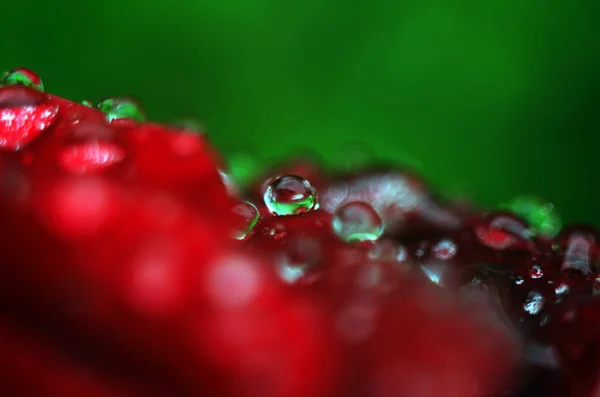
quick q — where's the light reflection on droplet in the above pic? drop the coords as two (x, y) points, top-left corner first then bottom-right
(523, 291), (545, 315)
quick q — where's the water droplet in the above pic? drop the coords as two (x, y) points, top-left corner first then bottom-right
(555, 283), (569, 296)
(58, 141), (125, 174)
(515, 276), (524, 285)
(276, 236), (322, 284)
(263, 175), (317, 216)
(432, 239), (458, 260)
(219, 170), (238, 196)
(523, 291), (545, 315)
(332, 202), (383, 243)
(593, 276), (600, 295)
(0, 103), (59, 150)
(97, 97), (145, 123)
(1, 68), (44, 91)
(529, 264), (544, 279)
(230, 201), (260, 240)
(420, 262), (449, 286)
(81, 100), (93, 107)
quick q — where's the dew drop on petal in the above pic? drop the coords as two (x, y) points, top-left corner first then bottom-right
(332, 201), (383, 243)
(229, 201), (260, 240)
(263, 175), (317, 216)
(2, 68), (44, 91)
(97, 97), (145, 123)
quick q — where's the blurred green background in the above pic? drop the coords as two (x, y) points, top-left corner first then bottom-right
(2, 0), (599, 225)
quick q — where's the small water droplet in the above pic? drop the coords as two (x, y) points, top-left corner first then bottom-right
(523, 291), (545, 315)
(276, 236), (322, 284)
(515, 276), (524, 285)
(219, 170), (238, 196)
(230, 201), (260, 240)
(529, 264), (544, 279)
(97, 97), (145, 123)
(332, 202), (383, 243)
(1, 68), (44, 91)
(555, 283), (569, 296)
(396, 245), (408, 262)
(263, 175), (317, 216)
(420, 262), (449, 286)
(593, 276), (600, 295)
(81, 100), (93, 107)
(432, 239), (458, 260)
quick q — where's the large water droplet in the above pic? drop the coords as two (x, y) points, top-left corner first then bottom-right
(1, 68), (44, 91)
(229, 201), (260, 240)
(97, 98), (145, 123)
(276, 236), (322, 284)
(219, 169), (239, 196)
(0, 102), (59, 150)
(332, 202), (383, 243)
(263, 175), (317, 216)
